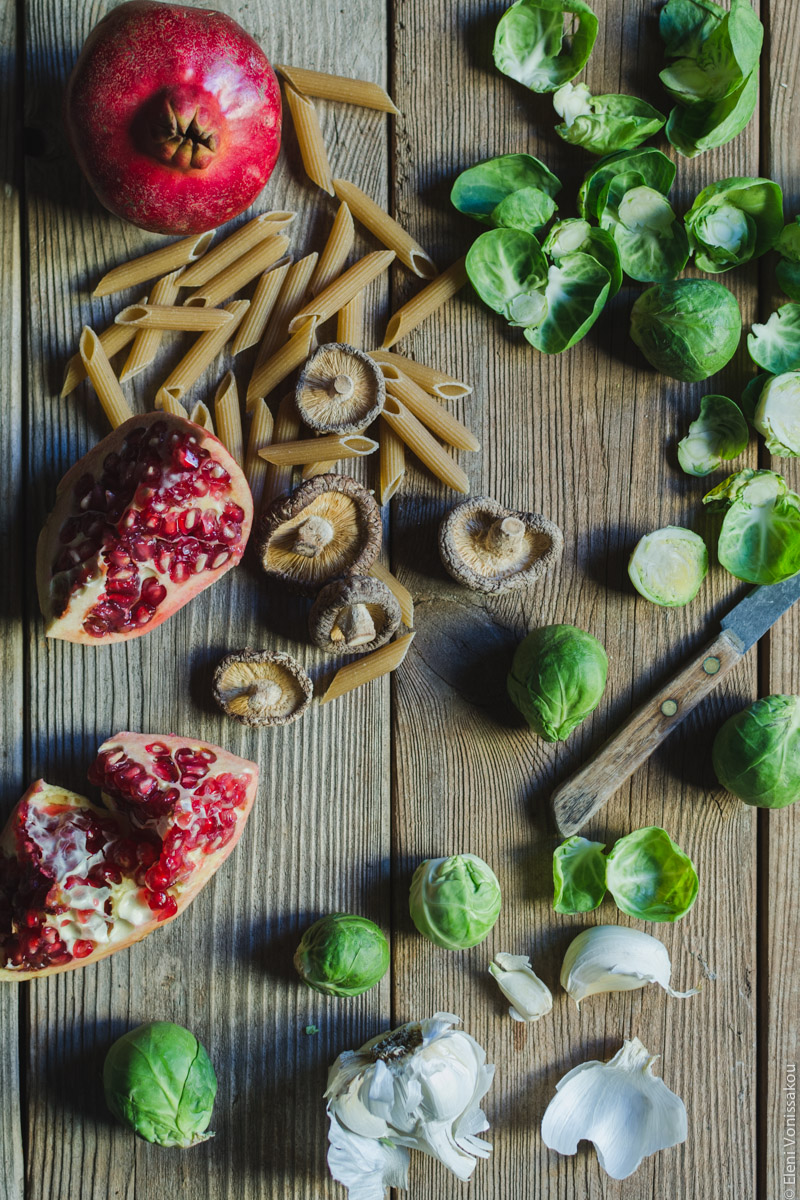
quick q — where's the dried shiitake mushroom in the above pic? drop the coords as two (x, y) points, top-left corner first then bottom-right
(308, 574), (402, 654)
(438, 496), (564, 594)
(257, 474), (382, 595)
(213, 650), (313, 727)
(295, 343), (385, 435)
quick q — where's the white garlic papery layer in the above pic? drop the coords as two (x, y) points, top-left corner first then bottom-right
(325, 1012), (494, 1200)
(489, 953), (553, 1022)
(561, 925), (700, 1008)
(541, 1036), (688, 1180)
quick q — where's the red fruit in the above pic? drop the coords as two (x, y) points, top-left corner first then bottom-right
(36, 413), (253, 645)
(64, 1), (282, 234)
(0, 734), (259, 981)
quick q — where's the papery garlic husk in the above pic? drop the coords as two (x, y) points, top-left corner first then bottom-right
(541, 1036), (687, 1179)
(561, 925), (700, 1007)
(489, 952), (553, 1022)
(324, 1012), (494, 1200)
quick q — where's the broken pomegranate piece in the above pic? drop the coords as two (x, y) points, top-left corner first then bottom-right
(36, 412), (253, 644)
(0, 733), (258, 981)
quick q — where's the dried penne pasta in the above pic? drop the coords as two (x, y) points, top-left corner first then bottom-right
(78, 327), (135, 429)
(258, 433), (377, 468)
(189, 401), (214, 433)
(283, 82), (334, 195)
(332, 179), (436, 279)
(247, 319), (315, 408)
(179, 212), (295, 287)
(160, 300), (249, 398)
(155, 386), (189, 417)
(119, 271), (183, 382)
(381, 394), (469, 493)
(244, 399), (274, 513)
(185, 234), (290, 308)
(93, 231), (215, 298)
(254, 252), (319, 369)
(61, 303), (144, 396)
(378, 418), (405, 504)
(319, 632), (415, 704)
(337, 288), (365, 347)
(384, 372), (479, 452)
(262, 393), (302, 505)
(231, 261), (291, 355)
(369, 561), (414, 628)
(370, 349), (472, 399)
(214, 371), (244, 465)
(116, 303), (235, 331)
(288, 250), (395, 335)
(301, 460), (340, 479)
(381, 256), (468, 350)
(309, 202), (355, 296)
(276, 65), (399, 115)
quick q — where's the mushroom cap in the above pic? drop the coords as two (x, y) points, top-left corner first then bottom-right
(308, 574), (403, 654)
(438, 496), (564, 594)
(257, 473), (382, 595)
(295, 343), (385, 435)
(212, 650), (313, 727)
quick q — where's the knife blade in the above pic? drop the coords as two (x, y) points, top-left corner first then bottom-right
(551, 572), (800, 837)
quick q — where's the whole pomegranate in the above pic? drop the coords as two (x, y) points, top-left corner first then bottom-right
(65, 1), (282, 234)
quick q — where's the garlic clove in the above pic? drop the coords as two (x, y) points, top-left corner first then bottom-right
(327, 1110), (410, 1200)
(489, 952), (553, 1022)
(560, 925), (700, 1008)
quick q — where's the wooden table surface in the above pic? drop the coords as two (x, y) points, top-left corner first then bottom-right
(2, 1), (798, 1197)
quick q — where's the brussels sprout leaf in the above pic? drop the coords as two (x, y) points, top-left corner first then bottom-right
(544, 219), (622, 295)
(578, 148), (676, 221)
(491, 186), (558, 236)
(748, 304), (800, 374)
(776, 260), (800, 303)
(666, 67), (758, 158)
(703, 469), (800, 585)
(659, 0), (726, 60)
(677, 394), (749, 476)
(524, 252), (611, 353)
(740, 371), (771, 422)
(553, 83), (666, 156)
(605, 827), (699, 922)
(465, 227), (549, 327)
(494, 0), (599, 94)
(659, 0), (763, 105)
(600, 185), (690, 283)
(754, 372), (800, 457)
(451, 153), (561, 223)
(553, 837), (607, 914)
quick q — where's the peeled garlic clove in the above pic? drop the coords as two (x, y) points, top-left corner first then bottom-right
(489, 952), (553, 1022)
(560, 925), (700, 1008)
(541, 1036), (687, 1180)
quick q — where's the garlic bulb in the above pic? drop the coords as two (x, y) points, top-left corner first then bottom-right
(561, 925), (700, 1007)
(541, 1036), (687, 1179)
(325, 1012), (494, 1200)
(488, 952), (553, 1022)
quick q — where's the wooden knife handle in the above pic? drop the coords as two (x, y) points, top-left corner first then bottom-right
(551, 629), (746, 837)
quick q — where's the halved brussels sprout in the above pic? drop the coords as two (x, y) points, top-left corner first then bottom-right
(754, 371), (800, 456)
(294, 913), (390, 997)
(628, 526), (708, 607)
(748, 304), (800, 375)
(630, 279), (741, 382)
(703, 468), (800, 585)
(493, 0), (599, 94)
(553, 836), (607, 914)
(553, 83), (666, 156)
(677, 394), (749, 476)
(685, 177), (783, 272)
(605, 827), (699, 923)
(508, 624), (608, 742)
(409, 854), (502, 950)
(451, 153), (561, 223)
(465, 228), (549, 327)
(579, 147), (676, 221)
(713, 694), (800, 809)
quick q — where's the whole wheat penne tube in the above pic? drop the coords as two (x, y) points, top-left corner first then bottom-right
(61, 302), (145, 396)
(302, 460), (340, 479)
(288, 250), (395, 334)
(232, 261), (291, 355)
(116, 303), (235, 331)
(337, 288), (365, 347)
(254, 252), (319, 369)
(244, 399), (274, 513)
(381, 256), (468, 350)
(369, 561), (414, 628)
(119, 271), (184, 382)
(258, 433), (377, 467)
(155, 386), (189, 417)
(247, 319), (315, 407)
(320, 632), (415, 704)
(384, 373), (479, 451)
(214, 372), (244, 465)
(276, 65), (399, 115)
(179, 212), (295, 287)
(381, 394), (469, 493)
(309, 202), (355, 296)
(79, 327), (135, 429)
(93, 231), (215, 298)
(332, 179), (436, 279)
(283, 83), (334, 195)
(378, 418), (405, 504)
(161, 300), (249, 397)
(185, 234), (290, 308)
(262, 393), (302, 505)
(189, 401), (214, 433)
(370, 349), (472, 399)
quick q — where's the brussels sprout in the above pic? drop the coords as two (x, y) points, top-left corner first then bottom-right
(543, 219), (622, 295)
(103, 1022), (217, 1147)
(677, 394), (749, 476)
(491, 187), (558, 236)
(493, 0), (599, 94)
(659, 0), (726, 61)
(630, 279), (742, 382)
(553, 83), (665, 156)
(605, 827), (699, 922)
(523, 253), (611, 353)
(553, 836), (607, 914)
(628, 527), (708, 607)
(294, 913), (390, 997)
(600, 184), (689, 283)
(776, 218), (800, 301)
(508, 624), (608, 742)
(702, 468), (800, 585)
(451, 153), (561, 224)
(754, 372), (800, 456)
(465, 228), (549, 327)
(665, 69), (759, 159)
(659, 0), (762, 106)
(579, 147), (676, 222)
(684, 177), (784, 272)
(712, 695), (800, 809)
(748, 304), (800, 375)
(409, 854), (502, 950)
(740, 371), (771, 422)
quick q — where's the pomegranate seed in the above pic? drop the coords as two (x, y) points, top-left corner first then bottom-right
(107, 547), (131, 567)
(121, 508), (139, 530)
(210, 550), (230, 569)
(193, 554), (208, 573)
(72, 939), (94, 959)
(145, 742), (169, 754)
(152, 758), (179, 782)
(160, 514), (179, 538)
(174, 444), (199, 470)
(190, 478), (209, 497)
(132, 539), (155, 561)
(140, 578), (167, 606)
(179, 508), (201, 532)
(170, 561), (189, 583)
(145, 863), (172, 891)
(223, 503), (245, 523)
(131, 604), (154, 626)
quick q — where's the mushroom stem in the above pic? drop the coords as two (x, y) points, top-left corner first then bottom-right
(331, 373), (356, 402)
(294, 515), (335, 557)
(246, 679), (284, 715)
(486, 516), (526, 558)
(334, 603), (377, 647)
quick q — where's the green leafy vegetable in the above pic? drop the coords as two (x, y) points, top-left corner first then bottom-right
(605, 827), (699, 923)
(409, 854), (502, 950)
(451, 153), (561, 223)
(491, 186), (558, 236)
(103, 1022), (217, 1147)
(754, 372), (800, 456)
(703, 468), (800, 585)
(713, 694), (800, 809)
(659, 0), (725, 61)
(494, 0), (599, 94)
(630, 279), (742, 381)
(579, 148), (676, 221)
(748, 304), (800, 374)
(659, 0), (762, 105)
(524, 252), (611, 353)
(553, 836), (607, 914)
(677, 394), (749, 475)
(776, 260), (800, 303)
(628, 526), (708, 606)
(293, 913), (390, 997)
(508, 623), (608, 742)
(684, 176), (784, 272)
(740, 371), (771, 422)
(553, 83), (665, 155)
(599, 184), (689, 283)
(776, 218), (800, 298)
(543, 218), (622, 294)
(665, 69), (758, 158)
(465, 228), (549, 327)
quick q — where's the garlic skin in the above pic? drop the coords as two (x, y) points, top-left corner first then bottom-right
(325, 1012), (494, 1200)
(489, 952), (553, 1022)
(541, 1036), (687, 1179)
(561, 925), (700, 1007)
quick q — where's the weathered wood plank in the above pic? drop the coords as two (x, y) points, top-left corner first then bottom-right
(390, 1), (759, 1197)
(23, 2), (389, 1197)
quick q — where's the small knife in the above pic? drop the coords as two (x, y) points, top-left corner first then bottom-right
(551, 572), (800, 837)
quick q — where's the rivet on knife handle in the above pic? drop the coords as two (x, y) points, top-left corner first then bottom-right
(550, 629), (745, 837)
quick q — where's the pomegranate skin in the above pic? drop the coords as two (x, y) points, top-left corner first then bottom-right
(65, 0), (282, 234)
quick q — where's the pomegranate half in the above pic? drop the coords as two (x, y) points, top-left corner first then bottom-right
(65, 0), (282, 234)
(0, 733), (259, 981)
(37, 412), (253, 645)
